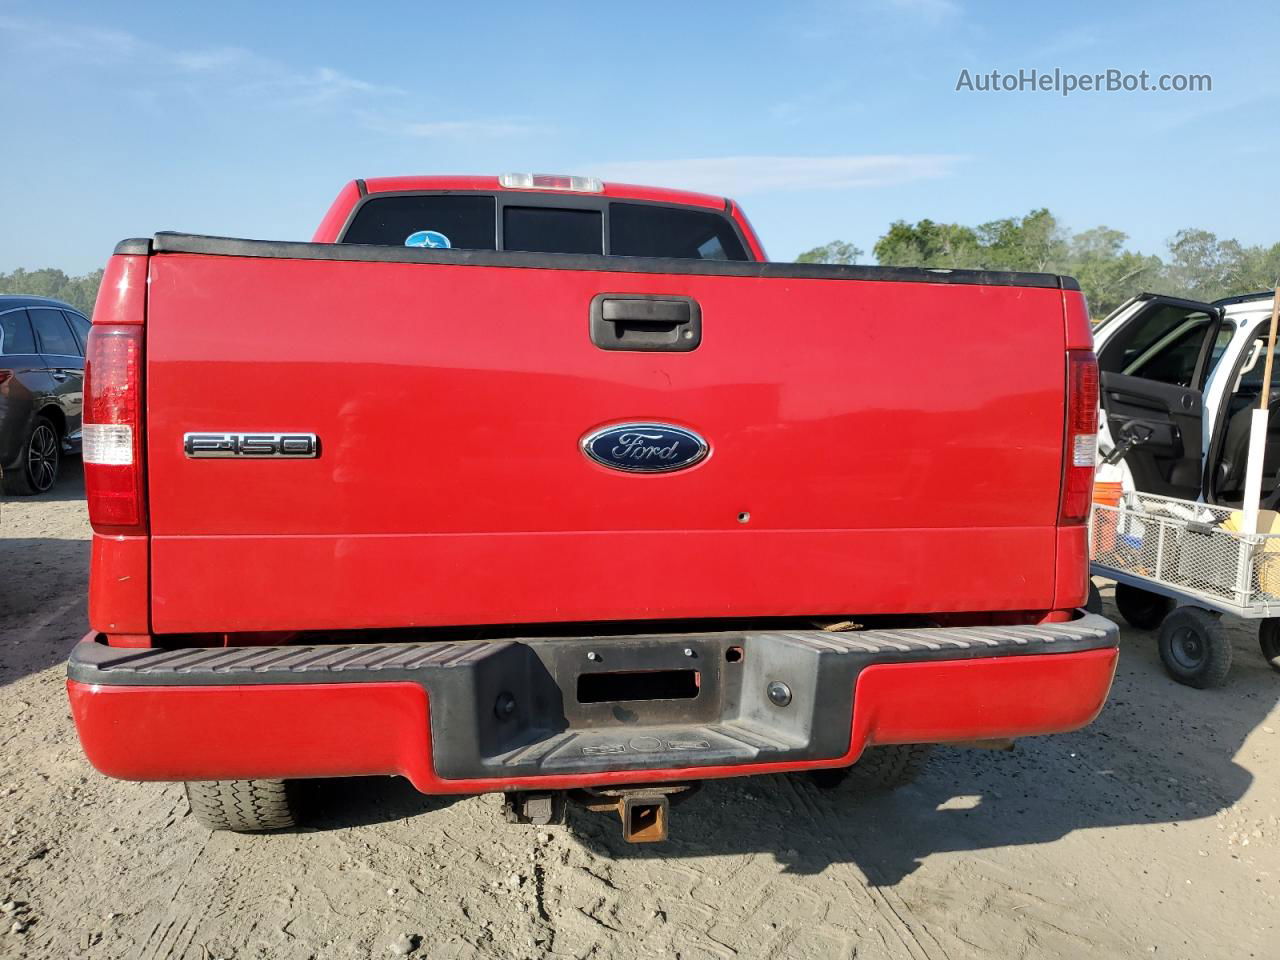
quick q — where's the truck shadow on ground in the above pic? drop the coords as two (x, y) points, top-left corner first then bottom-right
(561, 598), (1278, 884)
(298, 777), (466, 830)
(296, 596), (1278, 886)
(0, 459), (89, 684)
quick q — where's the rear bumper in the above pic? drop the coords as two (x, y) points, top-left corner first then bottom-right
(67, 615), (1119, 793)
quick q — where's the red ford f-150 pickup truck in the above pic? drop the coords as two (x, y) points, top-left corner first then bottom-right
(68, 174), (1117, 842)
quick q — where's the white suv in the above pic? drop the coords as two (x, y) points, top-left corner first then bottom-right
(1092, 291), (1277, 506)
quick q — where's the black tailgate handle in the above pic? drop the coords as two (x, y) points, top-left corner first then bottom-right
(590, 294), (701, 352)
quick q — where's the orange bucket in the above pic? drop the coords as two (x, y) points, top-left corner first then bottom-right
(1092, 482), (1123, 555)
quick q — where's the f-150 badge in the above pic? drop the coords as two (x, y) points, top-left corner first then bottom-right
(581, 423), (708, 473)
(183, 432), (319, 458)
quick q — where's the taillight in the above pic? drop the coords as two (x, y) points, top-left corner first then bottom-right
(84, 325), (146, 533)
(0, 369), (11, 387)
(1059, 350), (1099, 523)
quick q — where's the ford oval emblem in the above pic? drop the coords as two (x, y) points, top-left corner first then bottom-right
(581, 422), (709, 474)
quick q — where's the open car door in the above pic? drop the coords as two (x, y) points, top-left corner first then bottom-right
(1097, 294), (1224, 499)
(1206, 309), (1280, 505)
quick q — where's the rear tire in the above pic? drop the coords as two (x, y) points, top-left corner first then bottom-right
(1259, 619), (1280, 673)
(809, 744), (932, 792)
(184, 779), (300, 832)
(2, 415), (59, 496)
(1157, 607), (1232, 689)
(1115, 582), (1173, 630)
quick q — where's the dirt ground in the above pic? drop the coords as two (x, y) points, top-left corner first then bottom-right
(2, 467), (1277, 960)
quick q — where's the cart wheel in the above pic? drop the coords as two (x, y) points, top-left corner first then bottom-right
(1157, 608), (1232, 689)
(1086, 581), (1104, 615)
(1115, 583), (1174, 630)
(1259, 619), (1280, 673)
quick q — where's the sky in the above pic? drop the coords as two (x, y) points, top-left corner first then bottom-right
(2, 0), (1278, 274)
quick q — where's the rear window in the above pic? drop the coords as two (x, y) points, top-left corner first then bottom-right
(609, 202), (748, 261)
(30, 307), (80, 356)
(342, 195), (496, 249)
(0, 309), (36, 355)
(503, 206), (602, 255)
(338, 193), (749, 261)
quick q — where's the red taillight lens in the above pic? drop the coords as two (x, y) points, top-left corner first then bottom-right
(1060, 350), (1099, 524)
(0, 370), (11, 388)
(84, 325), (146, 533)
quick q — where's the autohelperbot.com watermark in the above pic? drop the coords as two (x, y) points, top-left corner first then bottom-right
(955, 68), (1212, 97)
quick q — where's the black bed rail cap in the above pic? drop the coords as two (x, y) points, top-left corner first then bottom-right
(113, 238), (152, 256)
(150, 231), (1079, 290)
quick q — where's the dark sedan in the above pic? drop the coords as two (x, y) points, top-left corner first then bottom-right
(0, 295), (89, 494)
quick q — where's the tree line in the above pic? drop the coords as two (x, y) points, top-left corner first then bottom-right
(799, 210), (1280, 317)
(4, 213), (1278, 321)
(0, 267), (103, 316)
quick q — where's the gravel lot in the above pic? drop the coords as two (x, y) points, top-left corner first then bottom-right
(2, 469), (1278, 959)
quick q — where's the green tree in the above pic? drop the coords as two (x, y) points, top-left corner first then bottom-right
(1233, 242), (1280, 294)
(976, 208), (1069, 273)
(796, 240), (864, 265)
(1069, 227), (1163, 318)
(0, 267), (103, 315)
(807, 213), (1280, 320)
(1154, 231), (1280, 302)
(872, 218), (982, 268)
(1161, 229), (1245, 302)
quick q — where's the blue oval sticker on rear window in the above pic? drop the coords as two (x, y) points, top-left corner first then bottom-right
(405, 230), (451, 248)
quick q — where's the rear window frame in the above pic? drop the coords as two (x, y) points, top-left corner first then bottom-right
(0, 307), (38, 356)
(63, 310), (92, 353)
(335, 190), (753, 262)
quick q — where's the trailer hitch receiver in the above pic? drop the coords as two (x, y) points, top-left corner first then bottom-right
(620, 794), (669, 843)
(569, 783), (698, 843)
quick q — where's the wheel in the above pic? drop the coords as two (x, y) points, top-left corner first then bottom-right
(1157, 607), (1232, 688)
(1086, 581), (1104, 615)
(184, 780), (300, 832)
(1115, 582), (1174, 630)
(2, 415), (59, 496)
(809, 745), (932, 791)
(1259, 619), (1280, 673)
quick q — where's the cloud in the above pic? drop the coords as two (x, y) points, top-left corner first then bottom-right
(590, 154), (964, 195)
(235, 64), (404, 109)
(0, 15), (542, 137)
(790, 0), (961, 41)
(0, 14), (142, 62)
(884, 0), (960, 22)
(0, 15), (398, 106)
(1026, 25), (1101, 60)
(365, 117), (546, 139)
(170, 46), (248, 73)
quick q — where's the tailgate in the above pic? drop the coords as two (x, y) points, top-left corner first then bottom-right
(144, 239), (1069, 633)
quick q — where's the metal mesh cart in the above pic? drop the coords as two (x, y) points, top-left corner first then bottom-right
(1091, 490), (1280, 687)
